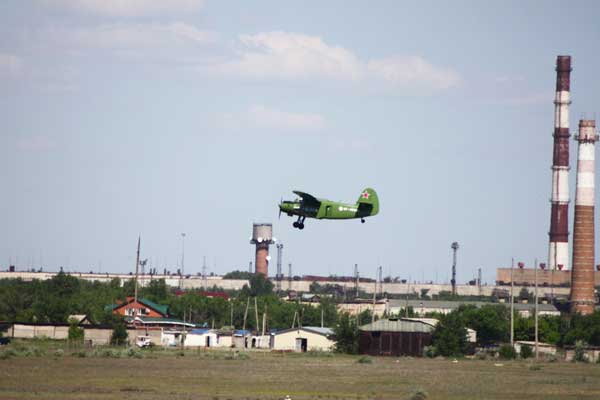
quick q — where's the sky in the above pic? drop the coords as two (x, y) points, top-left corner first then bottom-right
(2, 1), (600, 284)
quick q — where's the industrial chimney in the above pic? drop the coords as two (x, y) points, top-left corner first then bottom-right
(250, 223), (274, 276)
(548, 55), (572, 270)
(570, 119), (598, 315)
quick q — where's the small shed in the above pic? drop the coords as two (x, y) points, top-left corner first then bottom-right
(359, 318), (434, 357)
(270, 327), (335, 352)
(184, 329), (218, 348)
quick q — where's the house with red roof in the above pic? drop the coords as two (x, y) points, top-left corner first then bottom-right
(105, 297), (169, 318)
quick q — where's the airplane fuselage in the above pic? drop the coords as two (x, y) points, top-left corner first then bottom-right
(279, 199), (371, 220)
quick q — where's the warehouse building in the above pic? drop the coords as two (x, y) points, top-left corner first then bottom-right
(270, 327), (335, 352)
(359, 318), (434, 357)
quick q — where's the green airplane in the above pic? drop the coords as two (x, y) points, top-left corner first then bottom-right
(279, 188), (379, 229)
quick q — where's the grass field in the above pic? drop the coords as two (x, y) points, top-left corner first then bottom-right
(1, 341), (600, 400)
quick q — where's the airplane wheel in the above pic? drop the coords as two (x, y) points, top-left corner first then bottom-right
(298, 223), (305, 230)
(361, 218), (365, 224)
(293, 221), (299, 228)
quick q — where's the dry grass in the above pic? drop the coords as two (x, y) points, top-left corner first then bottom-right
(0, 346), (599, 399)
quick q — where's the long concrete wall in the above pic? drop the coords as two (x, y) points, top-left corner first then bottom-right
(0, 271), (571, 297)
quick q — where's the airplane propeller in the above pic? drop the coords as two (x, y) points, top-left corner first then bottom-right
(278, 197), (282, 220)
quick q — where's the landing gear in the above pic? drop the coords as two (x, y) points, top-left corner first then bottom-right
(361, 218), (365, 224)
(293, 216), (306, 230)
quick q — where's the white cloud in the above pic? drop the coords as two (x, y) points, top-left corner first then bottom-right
(44, 0), (205, 17)
(219, 105), (327, 133)
(50, 23), (215, 50)
(16, 135), (56, 151)
(210, 31), (461, 92)
(0, 54), (23, 77)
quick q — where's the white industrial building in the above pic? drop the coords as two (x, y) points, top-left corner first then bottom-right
(270, 327), (335, 352)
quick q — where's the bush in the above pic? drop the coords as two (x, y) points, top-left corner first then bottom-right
(0, 349), (17, 360)
(72, 350), (87, 358)
(357, 356), (372, 364)
(68, 320), (84, 342)
(424, 346), (436, 358)
(409, 388), (428, 400)
(126, 347), (143, 358)
(23, 347), (45, 357)
(93, 348), (120, 358)
(574, 340), (588, 363)
(520, 344), (533, 359)
(498, 344), (516, 360)
(53, 349), (64, 357)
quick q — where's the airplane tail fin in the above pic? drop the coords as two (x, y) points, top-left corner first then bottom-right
(356, 188), (379, 216)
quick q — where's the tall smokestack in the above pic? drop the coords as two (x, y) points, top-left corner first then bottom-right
(548, 55), (572, 271)
(570, 120), (597, 315)
(250, 223), (274, 277)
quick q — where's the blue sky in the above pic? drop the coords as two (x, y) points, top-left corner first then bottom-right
(1, 1), (600, 283)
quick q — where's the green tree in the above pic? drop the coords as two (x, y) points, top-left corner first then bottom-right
(432, 311), (468, 357)
(141, 279), (169, 303)
(461, 305), (509, 345)
(520, 344), (533, 359)
(241, 275), (274, 297)
(68, 319), (84, 342)
(110, 318), (128, 346)
(334, 313), (360, 354)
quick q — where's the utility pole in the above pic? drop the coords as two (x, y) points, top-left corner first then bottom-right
(354, 264), (359, 298)
(535, 258), (539, 361)
(372, 276), (377, 324)
(242, 297), (250, 331)
(276, 243), (283, 293)
(288, 263), (292, 291)
(134, 236), (141, 305)
(477, 267), (482, 296)
(378, 265), (383, 297)
(248, 261), (253, 274)
(201, 256), (207, 291)
(179, 233), (186, 289)
(510, 258), (515, 346)
(451, 242), (459, 296)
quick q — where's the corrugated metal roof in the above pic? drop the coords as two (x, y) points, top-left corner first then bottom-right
(303, 326), (334, 336)
(359, 318), (435, 333)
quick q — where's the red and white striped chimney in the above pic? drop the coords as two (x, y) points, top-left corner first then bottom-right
(570, 119), (597, 315)
(548, 55), (572, 271)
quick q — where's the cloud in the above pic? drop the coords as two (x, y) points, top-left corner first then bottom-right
(43, 0), (205, 17)
(67, 23), (215, 49)
(0, 54), (23, 77)
(218, 105), (327, 133)
(16, 135), (56, 151)
(209, 31), (461, 92)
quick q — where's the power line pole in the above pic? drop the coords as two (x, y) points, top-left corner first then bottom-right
(134, 236), (141, 305)
(276, 243), (283, 293)
(288, 263), (292, 291)
(535, 258), (539, 361)
(354, 264), (359, 298)
(201, 256), (207, 291)
(179, 233), (186, 289)
(451, 242), (459, 296)
(510, 258), (515, 346)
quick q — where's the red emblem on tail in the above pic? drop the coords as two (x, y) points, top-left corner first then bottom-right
(361, 191), (370, 199)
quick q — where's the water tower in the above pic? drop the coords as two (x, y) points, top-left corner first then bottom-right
(250, 223), (274, 276)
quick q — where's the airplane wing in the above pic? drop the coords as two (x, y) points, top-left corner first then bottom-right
(293, 191), (321, 205)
